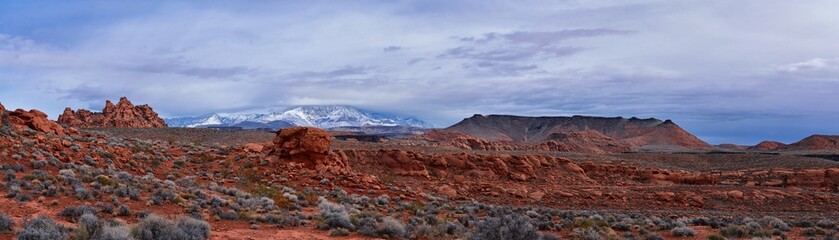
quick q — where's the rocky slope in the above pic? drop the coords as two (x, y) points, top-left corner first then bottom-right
(785, 135), (839, 151)
(58, 97), (167, 128)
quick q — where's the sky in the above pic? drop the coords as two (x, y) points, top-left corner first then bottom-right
(0, 0), (838, 145)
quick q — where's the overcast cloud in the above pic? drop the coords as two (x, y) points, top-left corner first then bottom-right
(1, 0), (838, 144)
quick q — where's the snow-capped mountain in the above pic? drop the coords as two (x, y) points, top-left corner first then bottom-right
(165, 105), (433, 129)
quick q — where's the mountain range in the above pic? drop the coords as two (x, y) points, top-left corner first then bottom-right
(165, 105), (433, 130)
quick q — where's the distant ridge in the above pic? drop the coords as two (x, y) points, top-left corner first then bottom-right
(165, 105), (432, 130)
(443, 114), (710, 150)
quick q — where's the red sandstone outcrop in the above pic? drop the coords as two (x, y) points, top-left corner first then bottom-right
(265, 127), (348, 174)
(58, 97), (167, 128)
(0, 103), (65, 135)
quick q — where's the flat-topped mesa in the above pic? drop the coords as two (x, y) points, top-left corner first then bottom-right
(58, 97), (168, 128)
(444, 114), (710, 151)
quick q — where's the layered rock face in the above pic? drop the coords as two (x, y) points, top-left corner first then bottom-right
(58, 97), (167, 128)
(0, 102), (65, 135)
(265, 127), (348, 174)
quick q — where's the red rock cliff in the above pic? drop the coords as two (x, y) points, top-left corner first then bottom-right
(58, 97), (167, 128)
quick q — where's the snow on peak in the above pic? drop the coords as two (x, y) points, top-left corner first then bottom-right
(165, 105), (433, 129)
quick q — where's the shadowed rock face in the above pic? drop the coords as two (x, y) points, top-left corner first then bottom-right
(443, 114), (710, 151)
(58, 97), (167, 128)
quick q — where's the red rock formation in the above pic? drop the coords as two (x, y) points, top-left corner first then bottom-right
(265, 127), (348, 174)
(749, 141), (786, 151)
(58, 97), (167, 128)
(3, 108), (65, 135)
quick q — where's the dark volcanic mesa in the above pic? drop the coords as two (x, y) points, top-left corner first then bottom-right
(58, 97), (168, 128)
(443, 114), (711, 150)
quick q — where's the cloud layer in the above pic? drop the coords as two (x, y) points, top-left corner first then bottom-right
(1, 0), (838, 144)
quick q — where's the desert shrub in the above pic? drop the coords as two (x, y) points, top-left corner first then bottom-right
(720, 225), (747, 238)
(643, 232), (664, 240)
(379, 216), (407, 238)
(215, 208), (237, 220)
(18, 215), (67, 240)
(540, 233), (562, 240)
(76, 213), (102, 240)
(317, 199), (354, 230)
(706, 234), (726, 240)
(746, 221), (762, 230)
(132, 214), (187, 240)
(177, 217), (211, 240)
(59, 205), (98, 221)
(96, 225), (132, 240)
(330, 228), (350, 237)
(818, 219), (836, 229)
(469, 213), (540, 240)
(759, 216), (791, 231)
(75, 186), (92, 200)
(612, 221), (632, 231)
(376, 195), (390, 205)
(670, 226), (695, 237)
(15, 192), (32, 202)
(413, 224), (443, 239)
(96, 202), (114, 214)
(117, 205), (131, 217)
(440, 221), (466, 236)
(0, 212), (14, 232)
(357, 217), (379, 237)
(31, 160), (47, 169)
(795, 219), (815, 228)
(570, 228), (605, 240)
(803, 227), (825, 236)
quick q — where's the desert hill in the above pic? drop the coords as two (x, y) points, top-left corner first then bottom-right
(441, 114), (710, 151)
(785, 135), (839, 151)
